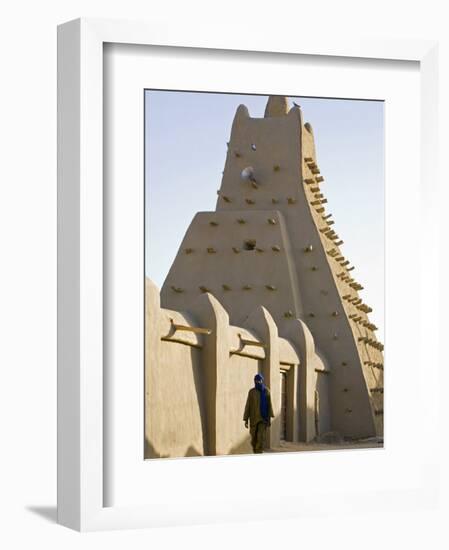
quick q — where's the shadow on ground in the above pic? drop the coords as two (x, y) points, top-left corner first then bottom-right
(266, 439), (383, 453)
(26, 506), (57, 523)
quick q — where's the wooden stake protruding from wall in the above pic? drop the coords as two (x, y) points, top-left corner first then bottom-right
(171, 319), (212, 335)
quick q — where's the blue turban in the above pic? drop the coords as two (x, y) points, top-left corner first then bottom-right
(254, 374), (269, 421)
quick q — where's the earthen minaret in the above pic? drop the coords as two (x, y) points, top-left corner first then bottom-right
(160, 96), (383, 439)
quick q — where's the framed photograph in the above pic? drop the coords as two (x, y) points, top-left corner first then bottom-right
(144, 89), (385, 460)
(57, 18), (439, 531)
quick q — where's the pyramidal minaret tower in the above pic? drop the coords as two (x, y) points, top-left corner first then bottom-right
(160, 96), (384, 440)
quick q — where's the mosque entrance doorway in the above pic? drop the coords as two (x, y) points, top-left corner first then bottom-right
(280, 370), (288, 441)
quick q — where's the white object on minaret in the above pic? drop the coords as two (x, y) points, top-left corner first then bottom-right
(240, 166), (258, 188)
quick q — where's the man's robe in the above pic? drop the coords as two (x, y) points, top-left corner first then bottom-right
(243, 387), (274, 453)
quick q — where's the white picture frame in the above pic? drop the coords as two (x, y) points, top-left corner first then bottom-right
(57, 17), (439, 531)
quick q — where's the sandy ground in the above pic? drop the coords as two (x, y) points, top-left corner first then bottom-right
(267, 438), (383, 453)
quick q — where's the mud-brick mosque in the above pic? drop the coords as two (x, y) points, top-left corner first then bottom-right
(145, 95), (384, 459)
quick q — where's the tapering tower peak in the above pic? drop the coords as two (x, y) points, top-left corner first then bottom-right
(264, 96), (289, 117)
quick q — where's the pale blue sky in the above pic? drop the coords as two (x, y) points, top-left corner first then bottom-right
(145, 91), (384, 341)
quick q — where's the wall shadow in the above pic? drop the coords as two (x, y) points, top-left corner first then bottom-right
(145, 344), (206, 459)
(189, 345), (208, 453)
(145, 437), (203, 459)
(145, 437), (170, 459)
(185, 445), (203, 457)
(230, 432), (253, 455)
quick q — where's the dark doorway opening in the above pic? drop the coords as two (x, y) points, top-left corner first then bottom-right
(280, 370), (287, 441)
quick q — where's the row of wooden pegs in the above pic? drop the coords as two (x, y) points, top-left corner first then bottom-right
(340, 281), (363, 291)
(308, 171), (361, 292)
(358, 336), (384, 351)
(206, 215), (280, 226)
(306, 164), (380, 355)
(171, 283), (279, 294)
(217, 191), (299, 205)
(184, 244), (282, 254)
(305, 158), (321, 175)
(342, 386), (384, 395)
(364, 360), (384, 369)
(348, 314), (378, 331)
(305, 159), (327, 219)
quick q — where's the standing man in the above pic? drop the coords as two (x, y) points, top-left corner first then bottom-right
(243, 373), (274, 454)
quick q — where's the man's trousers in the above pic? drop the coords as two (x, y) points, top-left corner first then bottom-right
(250, 421), (268, 453)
